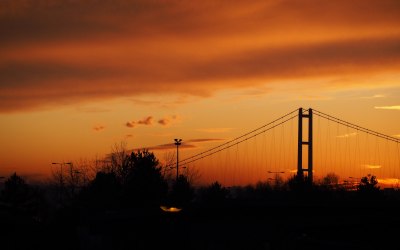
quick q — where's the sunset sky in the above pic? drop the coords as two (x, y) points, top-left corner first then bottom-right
(1, 0), (400, 183)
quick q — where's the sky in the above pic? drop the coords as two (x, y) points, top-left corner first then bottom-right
(1, 0), (400, 184)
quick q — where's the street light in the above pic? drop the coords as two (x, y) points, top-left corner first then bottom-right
(174, 139), (182, 182)
(268, 171), (285, 174)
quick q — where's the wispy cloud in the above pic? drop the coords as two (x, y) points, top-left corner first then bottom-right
(377, 178), (400, 186)
(131, 138), (224, 152)
(336, 132), (357, 138)
(363, 164), (382, 169)
(132, 143), (196, 152)
(360, 94), (385, 99)
(93, 125), (105, 132)
(126, 116), (154, 128)
(126, 121), (136, 128)
(374, 105), (400, 110)
(137, 116), (153, 125)
(158, 115), (180, 126)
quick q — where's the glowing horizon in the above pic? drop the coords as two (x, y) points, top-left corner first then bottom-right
(1, 0), (400, 184)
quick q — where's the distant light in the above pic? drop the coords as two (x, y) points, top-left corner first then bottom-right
(160, 206), (182, 213)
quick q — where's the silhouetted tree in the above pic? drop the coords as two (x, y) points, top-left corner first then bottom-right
(268, 174), (286, 190)
(358, 174), (381, 199)
(109, 141), (131, 183)
(162, 150), (176, 183)
(322, 172), (339, 186)
(170, 175), (194, 207)
(1, 172), (30, 206)
(124, 149), (168, 206)
(199, 181), (228, 205)
(83, 171), (121, 209)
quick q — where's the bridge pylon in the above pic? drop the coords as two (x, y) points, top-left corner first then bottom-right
(297, 108), (313, 183)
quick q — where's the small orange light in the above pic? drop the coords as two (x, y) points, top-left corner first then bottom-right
(160, 206), (182, 213)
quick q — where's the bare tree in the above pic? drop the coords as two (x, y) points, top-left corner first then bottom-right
(71, 158), (98, 187)
(322, 172), (340, 187)
(162, 150), (176, 183)
(184, 164), (201, 186)
(109, 141), (130, 183)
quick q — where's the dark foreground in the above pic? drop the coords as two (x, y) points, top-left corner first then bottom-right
(2, 198), (400, 250)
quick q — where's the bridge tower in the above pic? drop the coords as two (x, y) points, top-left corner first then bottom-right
(297, 108), (313, 183)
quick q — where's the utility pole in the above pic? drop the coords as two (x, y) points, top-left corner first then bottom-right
(174, 139), (182, 182)
(297, 108), (313, 183)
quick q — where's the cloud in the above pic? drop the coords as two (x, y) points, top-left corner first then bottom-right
(133, 143), (196, 152)
(1, 0), (400, 112)
(126, 116), (154, 128)
(363, 164), (382, 169)
(93, 125), (105, 131)
(126, 115), (178, 128)
(126, 121), (136, 128)
(360, 94), (385, 99)
(158, 115), (180, 126)
(377, 178), (400, 186)
(137, 116), (153, 125)
(131, 138), (224, 152)
(374, 105), (400, 110)
(336, 132), (357, 138)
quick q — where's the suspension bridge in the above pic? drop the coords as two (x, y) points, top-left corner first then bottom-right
(164, 108), (400, 188)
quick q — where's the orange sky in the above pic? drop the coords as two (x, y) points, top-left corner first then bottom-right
(1, 0), (400, 184)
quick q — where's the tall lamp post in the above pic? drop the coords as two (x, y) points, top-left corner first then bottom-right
(174, 139), (182, 182)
